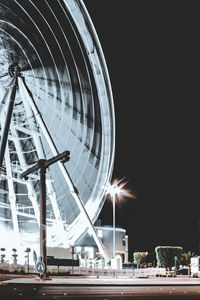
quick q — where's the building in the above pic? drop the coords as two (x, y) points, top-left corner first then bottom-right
(74, 220), (129, 266)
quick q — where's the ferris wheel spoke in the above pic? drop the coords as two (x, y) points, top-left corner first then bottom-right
(4, 138), (23, 260)
(0, 78), (15, 119)
(10, 126), (40, 227)
(21, 89), (67, 240)
(0, 77), (18, 168)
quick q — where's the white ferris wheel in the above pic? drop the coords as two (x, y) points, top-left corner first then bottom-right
(0, 0), (115, 261)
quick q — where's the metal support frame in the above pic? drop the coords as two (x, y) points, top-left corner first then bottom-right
(20, 151), (70, 278)
(0, 78), (18, 167)
(11, 127), (40, 227)
(4, 139), (23, 260)
(40, 161), (47, 276)
(0, 81), (15, 119)
(21, 96), (67, 242)
(113, 193), (116, 259)
(18, 76), (108, 260)
(0, 68), (108, 262)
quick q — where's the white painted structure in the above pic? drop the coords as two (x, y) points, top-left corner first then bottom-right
(0, 0), (115, 263)
(191, 257), (200, 274)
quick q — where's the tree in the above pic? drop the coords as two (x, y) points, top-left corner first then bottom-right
(181, 251), (195, 276)
(146, 251), (157, 267)
(0, 248), (6, 263)
(12, 248), (18, 264)
(181, 251), (194, 266)
(155, 246), (183, 269)
(133, 252), (148, 268)
(25, 248), (31, 274)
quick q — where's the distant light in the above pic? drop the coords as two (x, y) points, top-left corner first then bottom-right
(104, 177), (135, 201)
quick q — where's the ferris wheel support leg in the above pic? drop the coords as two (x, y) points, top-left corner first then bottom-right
(21, 97), (67, 241)
(0, 80), (15, 120)
(11, 127), (40, 227)
(18, 77), (108, 261)
(4, 139), (23, 262)
(0, 78), (18, 168)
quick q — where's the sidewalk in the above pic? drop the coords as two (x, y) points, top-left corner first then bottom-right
(3, 275), (200, 286)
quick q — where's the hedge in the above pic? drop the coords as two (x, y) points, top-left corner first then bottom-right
(155, 246), (183, 268)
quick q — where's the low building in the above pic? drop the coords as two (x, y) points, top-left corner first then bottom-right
(74, 220), (129, 265)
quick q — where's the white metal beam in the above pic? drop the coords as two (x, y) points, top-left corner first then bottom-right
(18, 76), (108, 260)
(21, 94), (67, 242)
(3, 140), (23, 261)
(0, 78), (15, 119)
(10, 127), (40, 227)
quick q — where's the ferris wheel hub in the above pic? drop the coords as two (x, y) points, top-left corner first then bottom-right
(8, 63), (21, 77)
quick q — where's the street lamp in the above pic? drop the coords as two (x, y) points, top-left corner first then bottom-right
(105, 178), (133, 263)
(106, 182), (122, 260)
(174, 256), (177, 277)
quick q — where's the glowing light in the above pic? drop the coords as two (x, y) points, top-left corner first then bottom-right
(105, 177), (135, 201)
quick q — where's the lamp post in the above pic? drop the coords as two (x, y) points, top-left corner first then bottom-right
(112, 191), (116, 278)
(174, 256), (177, 277)
(105, 178), (134, 269)
(105, 182), (122, 260)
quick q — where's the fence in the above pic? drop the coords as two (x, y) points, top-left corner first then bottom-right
(0, 262), (166, 277)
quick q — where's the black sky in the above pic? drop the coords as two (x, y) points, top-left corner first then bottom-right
(83, 0), (200, 259)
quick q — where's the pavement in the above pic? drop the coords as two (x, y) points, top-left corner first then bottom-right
(2, 275), (200, 286)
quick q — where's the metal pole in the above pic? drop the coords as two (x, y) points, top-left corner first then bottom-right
(0, 78), (17, 168)
(72, 246), (74, 275)
(113, 193), (116, 259)
(40, 162), (47, 278)
(174, 256), (177, 277)
(27, 252), (29, 275)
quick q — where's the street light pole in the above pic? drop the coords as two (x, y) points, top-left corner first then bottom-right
(105, 178), (133, 268)
(105, 183), (121, 263)
(174, 256), (177, 277)
(39, 161), (47, 271)
(113, 192), (116, 259)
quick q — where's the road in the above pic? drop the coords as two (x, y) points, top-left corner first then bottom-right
(1, 276), (200, 299)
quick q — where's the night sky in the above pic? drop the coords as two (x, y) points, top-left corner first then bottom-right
(84, 1), (200, 259)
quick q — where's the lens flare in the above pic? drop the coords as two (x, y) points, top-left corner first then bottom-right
(105, 177), (135, 201)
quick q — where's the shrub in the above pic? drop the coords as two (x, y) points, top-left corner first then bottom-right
(0, 268), (10, 274)
(133, 252), (148, 267)
(46, 270), (70, 276)
(155, 246), (183, 269)
(19, 268), (25, 274)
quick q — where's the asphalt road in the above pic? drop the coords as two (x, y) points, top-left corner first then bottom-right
(1, 277), (200, 299)
(2, 283), (200, 299)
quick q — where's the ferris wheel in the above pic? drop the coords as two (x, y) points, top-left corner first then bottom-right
(0, 0), (115, 260)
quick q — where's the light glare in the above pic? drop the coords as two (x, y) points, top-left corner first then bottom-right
(105, 177), (135, 201)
